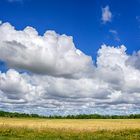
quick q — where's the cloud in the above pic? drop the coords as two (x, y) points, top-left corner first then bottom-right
(109, 29), (120, 42)
(0, 21), (2, 25)
(101, 5), (112, 24)
(0, 69), (44, 103)
(126, 51), (140, 70)
(0, 22), (140, 115)
(0, 23), (94, 78)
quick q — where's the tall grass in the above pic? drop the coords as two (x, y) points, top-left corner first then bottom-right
(0, 118), (140, 139)
(0, 124), (139, 140)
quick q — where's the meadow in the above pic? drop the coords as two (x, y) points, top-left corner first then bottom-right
(0, 118), (139, 139)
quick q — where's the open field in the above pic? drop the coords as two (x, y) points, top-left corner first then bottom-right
(0, 118), (140, 139)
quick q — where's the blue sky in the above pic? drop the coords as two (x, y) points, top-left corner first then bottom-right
(0, 0), (140, 115)
(0, 0), (140, 57)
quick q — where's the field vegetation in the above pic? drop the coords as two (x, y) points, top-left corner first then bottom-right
(0, 118), (139, 140)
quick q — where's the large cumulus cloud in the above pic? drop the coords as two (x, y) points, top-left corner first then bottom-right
(0, 23), (94, 78)
(0, 22), (140, 115)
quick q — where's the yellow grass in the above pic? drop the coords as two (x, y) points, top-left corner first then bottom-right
(0, 118), (140, 139)
(0, 117), (140, 131)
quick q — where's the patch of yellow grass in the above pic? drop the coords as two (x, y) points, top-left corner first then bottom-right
(0, 118), (139, 131)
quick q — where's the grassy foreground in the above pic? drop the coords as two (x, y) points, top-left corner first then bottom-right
(0, 118), (140, 140)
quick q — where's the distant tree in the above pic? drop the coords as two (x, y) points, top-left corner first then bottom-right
(0, 110), (140, 119)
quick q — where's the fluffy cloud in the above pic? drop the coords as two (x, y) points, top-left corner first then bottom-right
(126, 51), (140, 70)
(101, 5), (112, 24)
(0, 22), (140, 115)
(0, 23), (94, 78)
(0, 69), (44, 103)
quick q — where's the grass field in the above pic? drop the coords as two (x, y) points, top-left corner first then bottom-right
(0, 118), (139, 139)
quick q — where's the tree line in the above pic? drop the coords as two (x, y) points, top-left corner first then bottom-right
(0, 110), (140, 119)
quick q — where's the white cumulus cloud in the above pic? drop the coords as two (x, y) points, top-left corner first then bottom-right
(126, 51), (140, 70)
(0, 23), (94, 78)
(0, 22), (140, 115)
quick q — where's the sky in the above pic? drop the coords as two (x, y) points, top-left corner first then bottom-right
(0, 0), (140, 115)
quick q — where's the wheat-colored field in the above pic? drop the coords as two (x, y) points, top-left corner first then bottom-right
(0, 118), (140, 139)
(0, 118), (140, 130)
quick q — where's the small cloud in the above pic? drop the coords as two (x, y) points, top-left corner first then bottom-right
(0, 20), (2, 24)
(109, 29), (117, 34)
(109, 29), (120, 42)
(101, 5), (112, 24)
